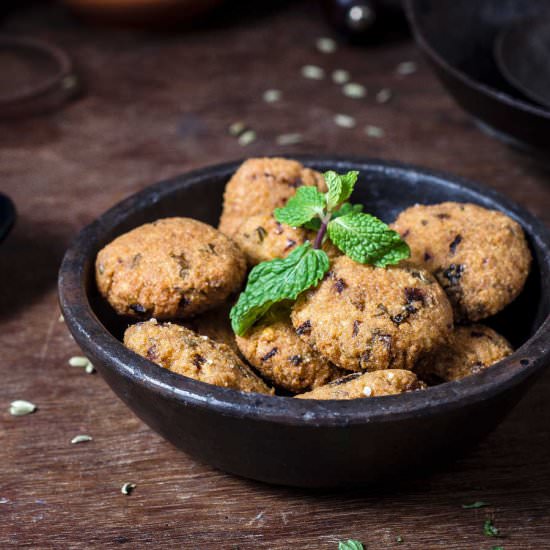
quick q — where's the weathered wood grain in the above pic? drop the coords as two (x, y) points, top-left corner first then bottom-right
(1, 2), (549, 548)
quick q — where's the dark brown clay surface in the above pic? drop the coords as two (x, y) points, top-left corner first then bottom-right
(58, 157), (550, 488)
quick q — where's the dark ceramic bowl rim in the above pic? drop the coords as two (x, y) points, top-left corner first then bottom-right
(0, 35), (73, 104)
(58, 156), (550, 427)
(403, 0), (550, 122)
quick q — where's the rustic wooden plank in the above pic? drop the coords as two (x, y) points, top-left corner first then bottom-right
(1, 2), (549, 548)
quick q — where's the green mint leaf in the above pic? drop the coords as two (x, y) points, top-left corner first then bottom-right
(328, 212), (410, 267)
(303, 217), (322, 231)
(274, 186), (325, 227)
(303, 203), (363, 231)
(338, 540), (364, 550)
(333, 202), (363, 219)
(483, 519), (500, 537)
(230, 242), (329, 335)
(325, 170), (358, 210)
(462, 501), (490, 509)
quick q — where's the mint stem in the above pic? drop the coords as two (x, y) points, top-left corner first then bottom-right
(313, 214), (331, 249)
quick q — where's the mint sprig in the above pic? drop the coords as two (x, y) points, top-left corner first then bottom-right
(230, 242), (329, 336)
(230, 170), (410, 334)
(325, 169), (358, 210)
(338, 540), (364, 550)
(274, 186), (326, 227)
(328, 212), (410, 267)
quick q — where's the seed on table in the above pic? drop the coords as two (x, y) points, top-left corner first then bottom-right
(334, 114), (356, 128)
(238, 130), (257, 146)
(396, 61), (417, 75)
(9, 400), (37, 416)
(71, 434), (93, 444)
(376, 88), (393, 103)
(342, 83), (367, 99)
(262, 89), (282, 103)
(228, 121), (246, 136)
(332, 69), (350, 84)
(365, 125), (385, 138)
(316, 37), (337, 54)
(301, 65), (325, 80)
(69, 356), (89, 367)
(121, 482), (136, 495)
(276, 133), (303, 146)
(85, 363), (96, 374)
(58, 314), (64, 322)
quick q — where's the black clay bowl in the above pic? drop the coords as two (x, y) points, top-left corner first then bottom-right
(58, 157), (550, 488)
(404, 0), (550, 155)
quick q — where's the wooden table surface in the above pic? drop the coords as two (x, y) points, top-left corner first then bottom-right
(1, 2), (549, 548)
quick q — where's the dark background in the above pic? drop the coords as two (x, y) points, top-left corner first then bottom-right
(1, 1), (549, 548)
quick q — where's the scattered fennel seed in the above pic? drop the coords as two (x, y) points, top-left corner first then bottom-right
(334, 114), (356, 128)
(396, 535), (404, 543)
(238, 130), (257, 146)
(121, 482), (136, 496)
(342, 83), (367, 98)
(62, 74), (78, 90)
(85, 363), (96, 374)
(396, 61), (417, 75)
(462, 501), (490, 509)
(301, 64), (325, 80)
(228, 121), (246, 136)
(9, 400), (37, 416)
(69, 356), (89, 367)
(316, 37), (337, 53)
(483, 519), (499, 537)
(365, 125), (385, 138)
(376, 88), (393, 103)
(263, 89), (282, 103)
(332, 69), (350, 84)
(71, 434), (93, 444)
(276, 133), (303, 146)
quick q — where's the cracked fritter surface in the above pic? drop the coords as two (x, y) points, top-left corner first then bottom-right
(391, 202), (531, 322)
(236, 307), (344, 392)
(415, 324), (513, 383)
(291, 256), (453, 372)
(124, 319), (273, 394)
(296, 369), (425, 400)
(96, 217), (246, 319)
(218, 157), (326, 237)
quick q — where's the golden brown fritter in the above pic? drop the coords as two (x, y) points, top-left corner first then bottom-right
(184, 301), (240, 354)
(291, 256), (453, 372)
(124, 319), (273, 395)
(391, 202), (531, 322)
(218, 157), (326, 237)
(231, 213), (309, 266)
(296, 369), (425, 400)
(231, 212), (341, 266)
(415, 324), (513, 383)
(236, 307), (344, 392)
(96, 218), (246, 319)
